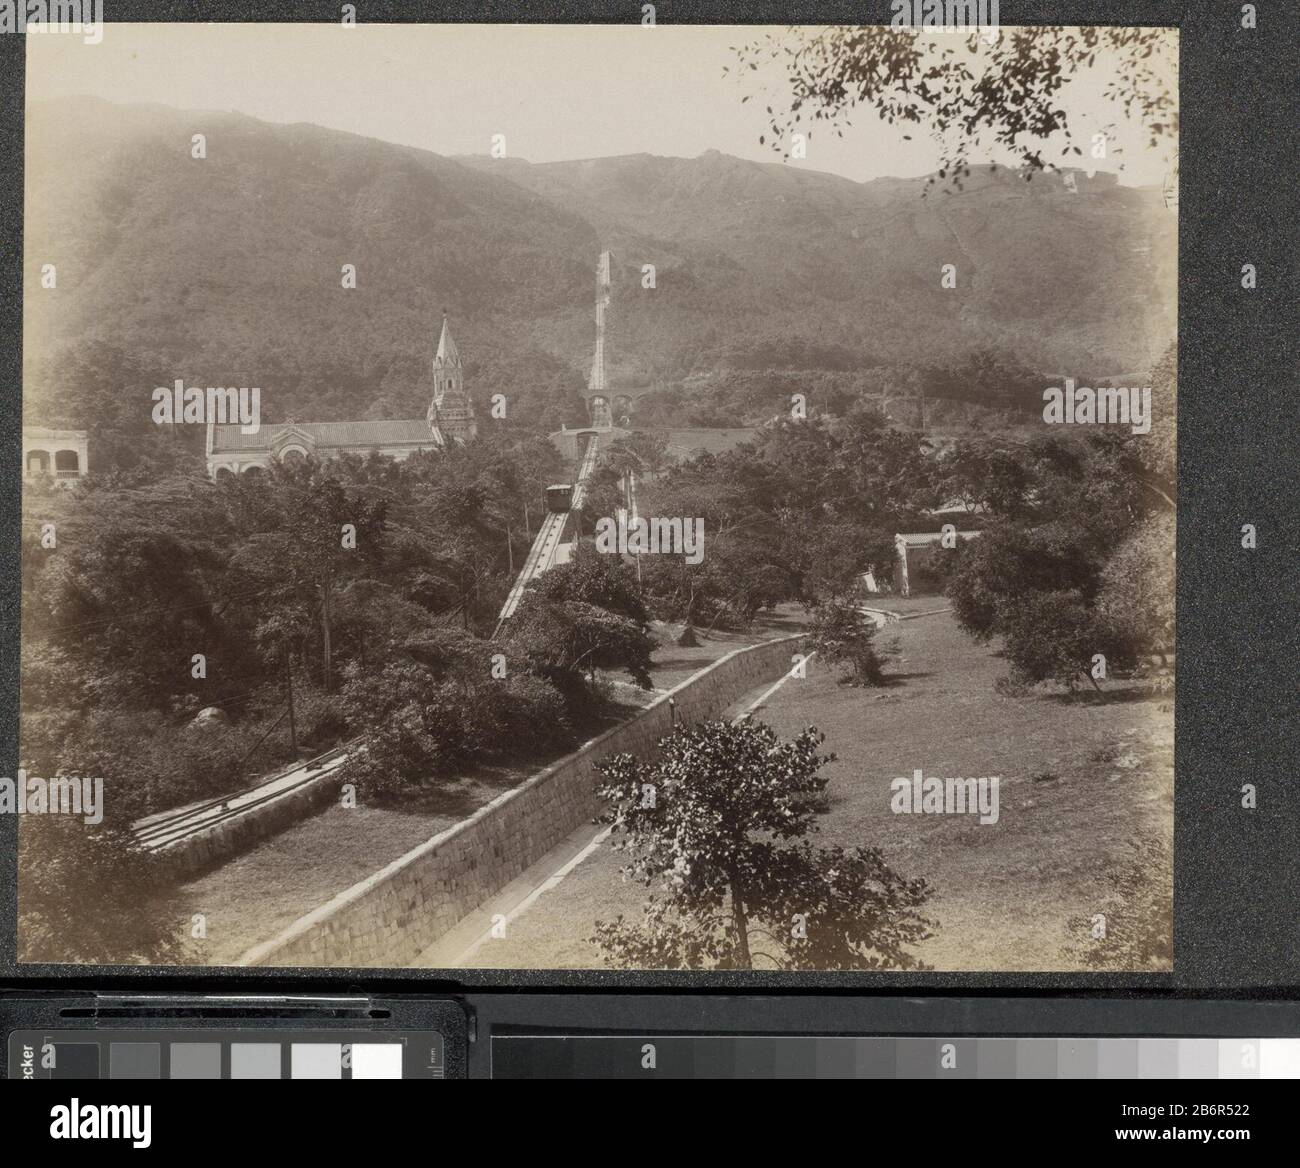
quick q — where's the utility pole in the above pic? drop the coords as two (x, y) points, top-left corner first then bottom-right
(284, 644), (298, 758)
(506, 525), (514, 575)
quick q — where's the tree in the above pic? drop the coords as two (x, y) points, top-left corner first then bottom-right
(226, 461), (387, 690)
(1143, 341), (1177, 501)
(633, 453), (803, 635)
(338, 650), (571, 798)
(592, 720), (934, 970)
(1096, 511), (1175, 662)
(922, 348), (1046, 413)
(1063, 833), (1172, 970)
(946, 520), (1100, 641)
(18, 815), (189, 965)
(731, 26), (1177, 191)
(932, 438), (1033, 518)
(339, 659), (483, 796)
(507, 596), (655, 692)
(798, 521), (896, 602)
(528, 543), (648, 624)
(938, 420), (1174, 692)
(999, 590), (1117, 692)
(507, 542), (656, 692)
(807, 599), (893, 686)
(636, 533), (795, 642)
(23, 476), (253, 713)
(599, 431), (670, 477)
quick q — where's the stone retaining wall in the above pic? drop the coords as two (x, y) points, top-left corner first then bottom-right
(135, 743), (355, 878)
(238, 632), (804, 968)
(151, 763), (345, 878)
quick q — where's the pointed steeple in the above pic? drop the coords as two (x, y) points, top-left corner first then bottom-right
(428, 310), (477, 444)
(434, 309), (461, 370)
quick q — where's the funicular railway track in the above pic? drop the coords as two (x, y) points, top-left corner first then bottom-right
(132, 740), (356, 856)
(494, 430), (601, 631)
(135, 251), (615, 865)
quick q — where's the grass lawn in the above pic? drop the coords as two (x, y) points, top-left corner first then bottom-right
(177, 607), (807, 965)
(466, 609), (1174, 973)
(868, 593), (959, 616)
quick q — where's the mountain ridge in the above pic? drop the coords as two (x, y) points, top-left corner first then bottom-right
(23, 97), (1175, 444)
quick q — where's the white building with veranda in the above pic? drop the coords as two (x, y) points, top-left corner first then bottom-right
(23, 427), (89, 485)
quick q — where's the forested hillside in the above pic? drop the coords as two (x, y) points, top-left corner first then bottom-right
(24, 97), (1175, 471)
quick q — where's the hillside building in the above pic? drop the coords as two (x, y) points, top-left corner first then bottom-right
(23, 428), (88, 486)
(206, 313), (476, 477)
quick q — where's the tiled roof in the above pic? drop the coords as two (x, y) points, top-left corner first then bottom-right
(210, 419), (435, 452)
(924, 498), (987, 515)
(23, 427), (88, 440)
(895, 531), (983, 547)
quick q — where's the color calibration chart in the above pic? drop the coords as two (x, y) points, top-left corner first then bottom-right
(492, 1036), (1300, 1079)
(8, 1029), (445, 1079)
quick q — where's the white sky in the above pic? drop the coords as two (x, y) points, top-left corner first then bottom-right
(27, 23), (1178, 186)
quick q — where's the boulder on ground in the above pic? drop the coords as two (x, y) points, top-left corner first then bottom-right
(189, 707), (230, 734)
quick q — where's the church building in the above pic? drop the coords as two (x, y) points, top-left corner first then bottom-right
(206, 313), (477, 478)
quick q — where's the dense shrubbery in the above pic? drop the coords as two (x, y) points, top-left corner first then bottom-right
(329, 546), (653, 799)
(618, 409), (934, 633)
(493, 673), (573, 753)
(943, 351), (1177, 693)
(947, 522), (1104, 642)
(997, 592), (1127, 692)
(1096, 512), (1176, 660)
(337, 651), (573, 799)
(527, 544), (649, 625)
(18, 814), (190, 965)
(1063, 833), (1173, 970)
(507, 596), (655, 692)
(338, 661), (475, 790)
(29, 707), (291, 821)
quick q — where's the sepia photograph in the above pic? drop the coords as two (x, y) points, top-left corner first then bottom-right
(16, 18), (1177, 973)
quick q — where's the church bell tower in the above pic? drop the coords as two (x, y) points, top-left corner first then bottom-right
(428, 311), (477, 444)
